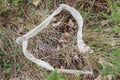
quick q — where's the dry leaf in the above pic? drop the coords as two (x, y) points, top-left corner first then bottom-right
(59, 32), (71, 43)
(96, 75), (113, 80)
(32, 0), (41, 6)
(101, 20), (109, 26)
(68, 19), (74, 28)
(95, 75), (102, 80)
(57, 44), (61, 51)
(106, 75), (113, 80)
(111, 40), (116, 49)
(73, 54), (79, 60)
(60, 66), (65, 69)
(99, 58), (114, 67)
(88, 34), (98, 40)
(69, 76), (74, 80)
(52, 22), (62, 27)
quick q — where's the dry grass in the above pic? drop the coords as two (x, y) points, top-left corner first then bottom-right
(0, 0), (120, 80)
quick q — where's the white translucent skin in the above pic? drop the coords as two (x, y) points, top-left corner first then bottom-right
(16, 4), (93, 74)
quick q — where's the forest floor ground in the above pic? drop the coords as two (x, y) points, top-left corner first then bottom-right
(0, 0), (120, 80)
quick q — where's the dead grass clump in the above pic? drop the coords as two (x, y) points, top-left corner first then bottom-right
(0, 0), (120, 80)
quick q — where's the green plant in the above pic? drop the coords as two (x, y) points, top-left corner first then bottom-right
(11, 0), (20, 6)
(2, 59), (11, 74)
(48, 0), (51, 14)
(109, 0), (120, 21)
(100, 2), (120, 77)
(47, 70), (64, 80)
(103, 0), (120, 21)
(77, 74), (81, 80)
(100, 48), (120, 78)
(113, 25), (120, 33)
(0, 50), (4, 55)
(3, 59), (10, 67)
(3, 68), (11, 74)
(0, 0), (4, 3)
(101, 65), (115, 77)
(0, 33), (3, 39)
(0, 0), (20, 6)
(0, 0), (22, 15)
